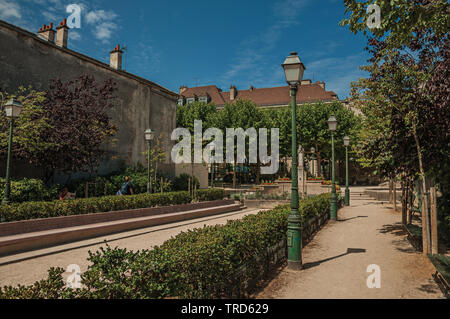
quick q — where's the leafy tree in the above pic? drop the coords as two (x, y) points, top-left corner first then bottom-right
(0, 87), (55, 162)
(341, 0), (450, 245)
(0, 75), (118, 182)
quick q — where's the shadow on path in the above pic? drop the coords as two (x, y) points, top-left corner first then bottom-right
(378, 222), (406, 236)
(338, 216), (368, 222)
(302, 248), (366, 270)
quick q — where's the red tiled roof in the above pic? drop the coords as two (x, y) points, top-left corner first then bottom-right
(180, 82), (338, 107)
(180, 85), (225, 104)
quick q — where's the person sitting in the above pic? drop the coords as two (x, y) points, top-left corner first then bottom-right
(59, 187), (75, 200)
(120, 176), (134, 195)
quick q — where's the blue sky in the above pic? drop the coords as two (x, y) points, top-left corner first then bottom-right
(0, 0), (370, 98)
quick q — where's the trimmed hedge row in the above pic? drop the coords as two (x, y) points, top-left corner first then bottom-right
(0, 193), (333, 299)
(0, 188), (225, 223)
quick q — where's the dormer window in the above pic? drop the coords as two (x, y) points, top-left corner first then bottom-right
(178, 98), (184, 106)
(186, 97), (195, 104)
(199, 96), (208, 103)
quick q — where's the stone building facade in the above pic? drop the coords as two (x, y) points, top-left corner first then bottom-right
(0, 19), (178, 178)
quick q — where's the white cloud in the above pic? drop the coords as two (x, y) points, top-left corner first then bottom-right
(0, 0), (22, 20)
(70, 30), (81, 40)
(85, 10), (117, 25)
(93, 21), (117, 42)
(85, 9), (119, 43)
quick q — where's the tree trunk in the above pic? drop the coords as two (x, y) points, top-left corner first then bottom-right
(408, 178), (414, 224)
(393, 177), (397, 211)
(232, 155), (236, 189)
(412, 121), (430, 255)
(315, 143), (321, 178)
(430, 185), (438, 255)
(401, 176), (407, 225)
(256, 158), (261, 185)
(389, 178), (393, 204)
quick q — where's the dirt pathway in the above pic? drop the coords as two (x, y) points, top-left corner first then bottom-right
(256, 194), (445, 299)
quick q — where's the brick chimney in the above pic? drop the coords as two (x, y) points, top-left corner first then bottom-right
(301, 79), (312, 85)
(37, 23), (56, 43)
(56, 19), (69, 48)
(230, 85), (237, 100)
(250, 85), (255, 91)
(179, 86), (188, 95)
(317, 81), (325, 90)
(110, 44), (123, 70)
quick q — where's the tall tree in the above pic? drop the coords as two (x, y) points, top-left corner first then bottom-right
(342, 0), (450, 251)
(1, 75), (118, 181)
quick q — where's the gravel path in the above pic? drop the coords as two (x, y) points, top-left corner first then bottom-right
(256, 194), (445, 299)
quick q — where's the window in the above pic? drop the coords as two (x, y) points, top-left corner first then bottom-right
(178, 99), (184, 106)
(199, 96), (208, 103)
(186, 98), (195, 104)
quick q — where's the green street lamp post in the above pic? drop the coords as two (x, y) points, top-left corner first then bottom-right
(328, 115), (337, 220)
(209, 144), (215, 188)
(145, 128), (155, 194)
(2, 99), (23, 205)
(343, 135), (350, 206)
(282, 52), (305, 270)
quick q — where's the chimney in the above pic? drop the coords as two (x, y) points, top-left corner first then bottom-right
(110, 44), (123, 70)
(37, 23), (56, 43)
(250, 85), (255, 92)
(230, 85), (237, 100)
(318, 81), (325, 90)
(179, 85), (188, 95)
(301, 79), (312, 85)
(56, 19), (70, 48)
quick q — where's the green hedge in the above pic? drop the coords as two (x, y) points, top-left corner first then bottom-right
(0, 178), (61, 203)
(0, 193), (331, 299)
(0, 188), (225, 223)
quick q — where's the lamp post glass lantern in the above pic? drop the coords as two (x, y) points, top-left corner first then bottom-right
(3, 99), (23, 205)
(282, 52), (305, 270)
(328, 115), (337, 220)
(309, 146), (316, 176)
(145, 129), (155, 193)
(343, 136), (350, 206)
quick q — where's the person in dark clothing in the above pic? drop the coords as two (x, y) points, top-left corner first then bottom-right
(120, 176), (134, 195)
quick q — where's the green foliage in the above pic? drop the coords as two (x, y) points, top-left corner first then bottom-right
(0, 178), (61, 203)
(175, 98), (361, 181)
(1, 75), (118, 179)
(172, 173), (199, 191)
(0, 87), (54, 160)
(0, 189), (225, 223)
(68, 164), (173, 198)
(194, 188), (224, 202)
(340, 0), (449, 48)
(0, 193), (332, 299)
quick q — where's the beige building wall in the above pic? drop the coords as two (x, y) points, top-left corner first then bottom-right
(175, 163), (209, 189)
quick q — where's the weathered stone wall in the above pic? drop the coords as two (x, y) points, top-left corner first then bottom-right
(0, 20), (177, 179)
